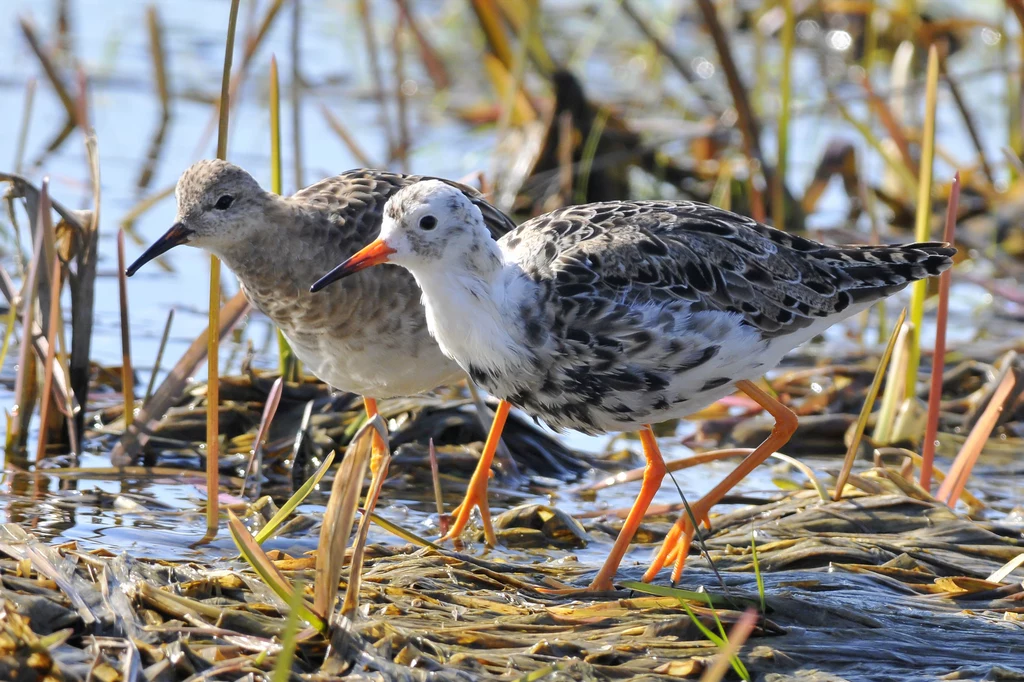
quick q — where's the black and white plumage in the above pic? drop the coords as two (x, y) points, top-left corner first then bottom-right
(315, 180), (954, 433)
(127, 160), (515, 399)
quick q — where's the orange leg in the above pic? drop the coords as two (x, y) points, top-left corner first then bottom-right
(362, 397), (390, 477)
(440, 399), (510, 548)
(643, 379), (798, 584)
(585, 425), (667, 591)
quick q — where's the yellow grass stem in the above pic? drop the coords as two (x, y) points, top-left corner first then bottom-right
(834, 308), (907, 500)
(204, 0), (241, 543)
(772, 0), (794, 230)
(906, 45), (939, 398)
(269, 56), (298, 381)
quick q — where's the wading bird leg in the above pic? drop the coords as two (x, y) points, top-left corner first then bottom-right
(440, 400), (510, 548)
(644, 380), (798, 584)
(538, 425), (666, 594)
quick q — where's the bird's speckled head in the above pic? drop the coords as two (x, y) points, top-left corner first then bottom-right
(378, 180), (489, 269)
(125, 159), (271, 275)
(172, 160), (270, 252)
(309, 180), (498, 293)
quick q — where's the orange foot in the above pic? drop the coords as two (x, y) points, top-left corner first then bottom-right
(643, 500), (713, 584)
(440, 468), (497, 547)
(439, 400), (510, 548)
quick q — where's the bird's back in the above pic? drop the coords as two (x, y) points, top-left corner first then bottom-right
(493, 200), (953, 433)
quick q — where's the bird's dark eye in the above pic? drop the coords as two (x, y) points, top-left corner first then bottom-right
(214, 195), (234, 210)
(419, 214), (437, 230)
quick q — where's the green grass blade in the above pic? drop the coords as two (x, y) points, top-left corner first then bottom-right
(750, 531), (765, 614)
(254, 451), (335, 545)
(228, 511), (326, 634)
(369, 512), (442, 550)
(618, 581), (742, 609)
(680, 601), (750, 681)
(268, 55), (299, 380)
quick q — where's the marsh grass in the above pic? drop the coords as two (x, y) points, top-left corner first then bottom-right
(906, 45), (940, 399)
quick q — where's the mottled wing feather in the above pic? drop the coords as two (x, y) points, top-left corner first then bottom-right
(500, 201), (954, 339)
(294, 169), (515, 245)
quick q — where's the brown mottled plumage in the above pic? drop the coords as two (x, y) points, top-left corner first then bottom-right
(128, 160), (516, 398)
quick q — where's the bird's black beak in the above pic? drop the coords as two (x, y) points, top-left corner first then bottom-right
(310, 239), (396, 292)
(125, 222), (193, 276)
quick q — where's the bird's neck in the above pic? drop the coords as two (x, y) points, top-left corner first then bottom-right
(412, 253), (535, 381)
(212, 196), (298, 280)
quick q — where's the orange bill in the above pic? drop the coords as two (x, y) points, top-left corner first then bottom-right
(310, 239), (396, 292)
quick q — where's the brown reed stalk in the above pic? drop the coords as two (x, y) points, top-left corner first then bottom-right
(920, 173), (959, 491)
(35, 254), (63, 463)
(116, 229), (135, 428)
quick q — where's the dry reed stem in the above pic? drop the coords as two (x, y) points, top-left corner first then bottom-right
(14, 78), (36, 174)
(241, 376), (284, 498)
(116, 230), (134, 429)
(936, 362), (1017, 507)
(834, 308), (908, 500)
(428, 438), (447, 535)
(858, 72), (917, 177)
(314, 420), (377, 620)
(469, 0), (515, 71)
(357, 0), (397, 161)
(772, 0), (794, 230)
(35, 255), (63, 463)
(937, 51), (994, 186)
(143, 308), (174, 405)
(9, 180), (49, 451)
(392, 14), (410, 172)
(619, 0), (717, 115)
(920, 173), (959, 490)
(147, 5), (170, 117)
(111, 291), (250, 459)
(341, 420), (392, 618)
(694, 0), (767, 222)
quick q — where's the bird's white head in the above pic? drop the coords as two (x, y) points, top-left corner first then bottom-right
(126, 159), (268, 276)
(310, 179), (494, 291)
